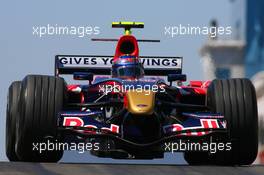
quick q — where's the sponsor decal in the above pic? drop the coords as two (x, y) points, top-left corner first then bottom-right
(63, 117), (119, 133)
(57, 56), (182, 69)
(163, 119), (225, 136)
(136, 104), (148, 108)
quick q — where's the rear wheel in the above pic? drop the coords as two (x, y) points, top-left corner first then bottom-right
(184, 78), (258, 165)
(6, 81), (21, 161)
(16, 75), (66, 162)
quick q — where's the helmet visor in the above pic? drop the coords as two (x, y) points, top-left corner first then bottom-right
(116, 65), (144, 78)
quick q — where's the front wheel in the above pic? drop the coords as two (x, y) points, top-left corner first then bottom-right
(16, 75), (66, 162)
(185, 78), (258, 165)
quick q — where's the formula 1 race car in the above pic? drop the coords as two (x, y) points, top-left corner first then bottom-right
(6, 22), (258, 165)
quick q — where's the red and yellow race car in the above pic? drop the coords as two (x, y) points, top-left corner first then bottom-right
(6, 22), (258, 165)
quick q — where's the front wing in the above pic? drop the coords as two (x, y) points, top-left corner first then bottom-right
(58, 111), (227, 147)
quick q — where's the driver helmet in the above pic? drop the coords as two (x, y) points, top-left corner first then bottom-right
(112, 55), (144, 79)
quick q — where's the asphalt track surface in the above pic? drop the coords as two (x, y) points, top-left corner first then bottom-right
(0, 162), (264, 175)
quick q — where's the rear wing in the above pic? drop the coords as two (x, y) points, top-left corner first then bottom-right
(55, 55), (183, 76)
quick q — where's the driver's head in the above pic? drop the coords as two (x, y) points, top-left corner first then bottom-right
(112, 55), (144, 79)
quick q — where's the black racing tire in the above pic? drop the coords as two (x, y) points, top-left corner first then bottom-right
(6, 81), (21, 161)
(16, 75), (66, 162)
(184, 78), (258, 165)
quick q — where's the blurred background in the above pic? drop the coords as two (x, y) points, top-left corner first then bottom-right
(0, 0), (263, 164)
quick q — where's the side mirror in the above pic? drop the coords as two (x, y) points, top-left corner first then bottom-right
(73, 72), (94, 84)
(167, 74), (186, 86)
